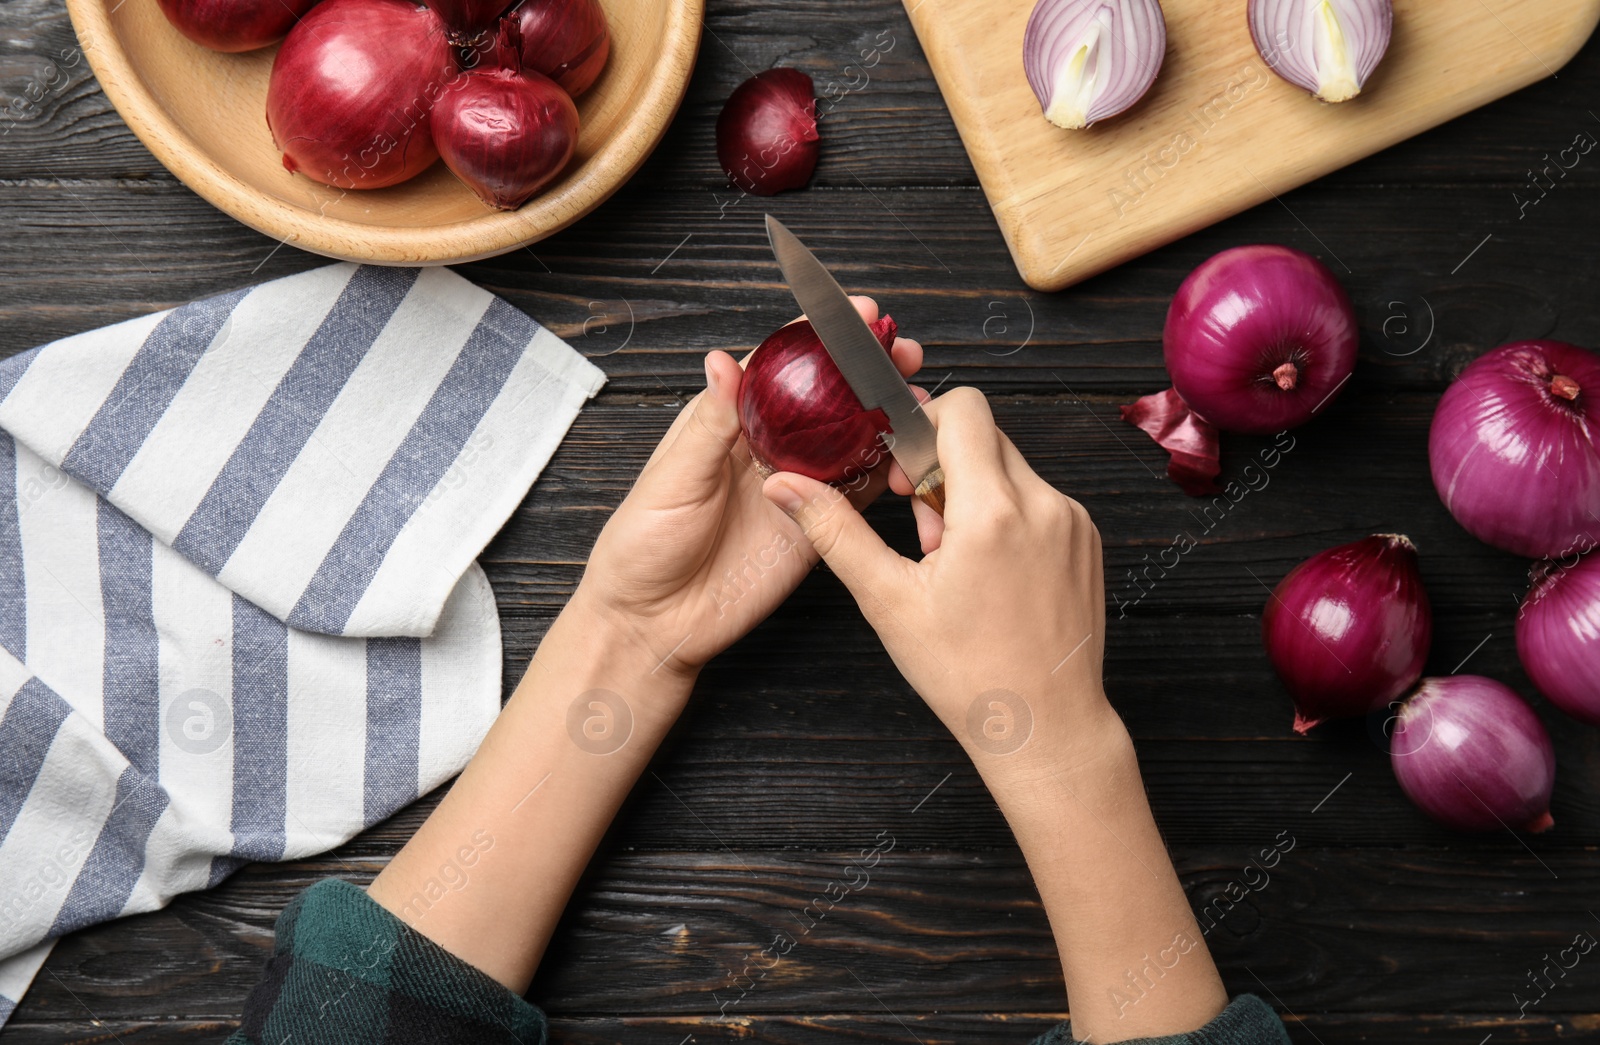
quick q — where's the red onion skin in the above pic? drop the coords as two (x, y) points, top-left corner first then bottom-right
(1166, 244), (1359, 434)
(431, 67), (578, 209)
(156, 0), (320, 52)
(1119, 387), (1220, 495)
(717, 69), (820, 196)
(266, 0), (454, 190)
(1390, 676), (1555, 833)
(1517, 553), (1600, 726)
(1429, 341), (1600, 560)
(739, 316), (898, 484)
(512, 0), (611, 97)
(1262, 534), (1431, 733)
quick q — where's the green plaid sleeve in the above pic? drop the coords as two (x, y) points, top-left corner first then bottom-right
(1031, 995), (1291, 1045)
(224, 878), (546, 1045)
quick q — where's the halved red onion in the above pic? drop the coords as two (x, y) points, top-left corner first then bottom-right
(511, 0), (611, 97)
(717, 69), (820, 196)
(1390, 676), (1555, 834)
(739, 316), (899, 484)
(1122, 244), (1358, 495)
(156, 0), (320, 52)
(1517, 553), (1600, 726)
(266, 0), (454, 190)
(1429, 340), (1600, 560)
(1248, 0), (1392, 103)
(1024, 0), (1167, 129)
(1262, 534), (1432, 733)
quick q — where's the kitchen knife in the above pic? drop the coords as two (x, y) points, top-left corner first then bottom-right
(764, 214), (946, 514)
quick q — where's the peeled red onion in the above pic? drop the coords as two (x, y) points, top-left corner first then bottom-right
(266, 0), (454, 190)
(1429, 340), (1600, 560)
(739, 316), (899, 484)
(1517, 553), (1600, 726)
(717, 69), (820, 196)
(430, 27), (579, 211)
(1122, 244), (1358, 494)
(511, 0), (611, 97)
(1262, 534), (1432, 733)
(1390, 676), (1555, 834)
(1023, 0), (1167, 129)
(156, 0), (320, 51)
(422, 0), (506, 45)
(1249, 0), (1393, 103)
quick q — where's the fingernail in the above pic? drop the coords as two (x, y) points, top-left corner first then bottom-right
(703, 355), (720, 398)
(765, 479), (804, 515)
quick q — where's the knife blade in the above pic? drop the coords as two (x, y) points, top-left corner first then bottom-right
(764, 214), (946, 513)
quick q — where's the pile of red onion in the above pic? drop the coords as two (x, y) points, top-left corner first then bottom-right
(158, 0), (608, 208)
(1123, 244), (1358, 494)
(1261, 535), (1560, 834)
(738, 316), (900, 484)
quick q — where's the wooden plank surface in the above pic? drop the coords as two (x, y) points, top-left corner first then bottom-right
(904, 0), (1600, 289)
(2, 0), (1599, 1041)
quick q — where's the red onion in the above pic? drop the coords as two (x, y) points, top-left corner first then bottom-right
(717, 69), (820, 196)
(1023, 0), (1167, 130)
(1262, 534), (1432, 733)
(1517, 553), (1600, 726)
(266, 0), (454, 190)
(1390, 676), (1555, 834)
(156, 0), (320, 52)
(1249, 0), (1393, 103)
(1429, 341), (1600, 560)
(430, 26), (579, 210)
(739, 316), (899, 484)
(1122, 244), (1358, 495)
(511, 0), (611, 97)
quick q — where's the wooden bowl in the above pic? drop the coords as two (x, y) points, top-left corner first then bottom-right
(64, 0), (703, 265)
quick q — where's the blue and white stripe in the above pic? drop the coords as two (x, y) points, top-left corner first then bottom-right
(0, 264), (603, 1027)
(0, 263), (604, 638)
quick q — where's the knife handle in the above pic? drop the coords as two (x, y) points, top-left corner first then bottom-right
(913, 466), (946, 515)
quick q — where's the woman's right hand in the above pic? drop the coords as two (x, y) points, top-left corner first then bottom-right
(759, 387), (1119, 776)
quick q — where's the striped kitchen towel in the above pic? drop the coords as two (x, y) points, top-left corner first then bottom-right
(0, 264), (605, 1027)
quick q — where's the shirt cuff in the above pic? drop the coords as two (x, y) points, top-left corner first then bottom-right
(226, 878), (547, 1045)
(1030, 994), (1291, 1045)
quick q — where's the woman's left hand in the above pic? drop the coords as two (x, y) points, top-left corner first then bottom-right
(572, 296), (923, 681)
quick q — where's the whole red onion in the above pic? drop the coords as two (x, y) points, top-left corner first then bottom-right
(717, 69), (820, 196)
(1429, 340), (1600, 560)
(1517, 552), (1600, 726)
(1262, 534), (1432, 733)
(266, 0), (454, 190)
(511, 0), (611, 96)
(156, 0), (321, 52)
(1122, 245), (1358, 495)
(422, 0), (507, 45)
(431, 55), (579, 209)
(1390, 676), (1555, 834)
(739, 316), (898, 484)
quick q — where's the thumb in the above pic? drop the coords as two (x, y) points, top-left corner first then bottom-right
(762, 471), (907, 600)
(642, 351), (744, 492)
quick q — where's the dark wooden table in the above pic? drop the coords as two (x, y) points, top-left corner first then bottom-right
(4, 2), (1599, 1042)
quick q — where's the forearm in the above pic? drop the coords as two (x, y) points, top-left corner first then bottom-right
(367, 592), (694, 993)
(977, 704), (1227, 1043)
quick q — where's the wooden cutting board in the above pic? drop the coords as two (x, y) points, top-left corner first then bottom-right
(903, 0), (1600, 291)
